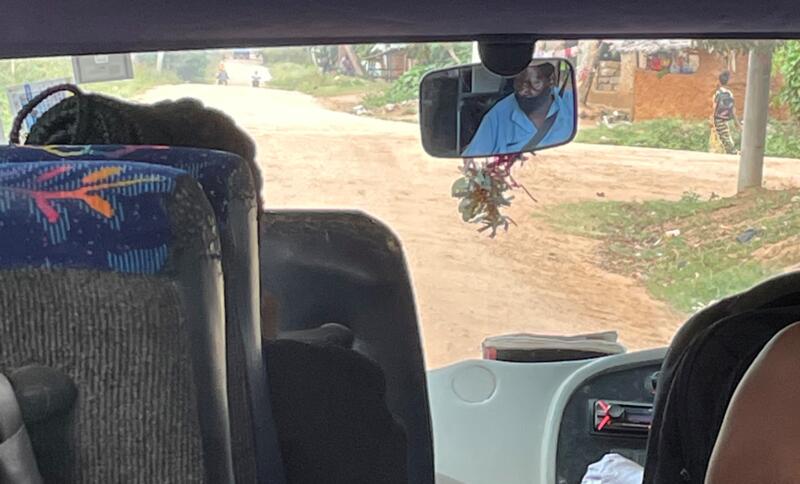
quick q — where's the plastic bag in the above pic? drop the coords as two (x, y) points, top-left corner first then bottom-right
(581, 453), (643, 484)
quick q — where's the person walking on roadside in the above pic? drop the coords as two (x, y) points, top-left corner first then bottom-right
(711, 71), (741, 154)
(217, 68), (229, 86)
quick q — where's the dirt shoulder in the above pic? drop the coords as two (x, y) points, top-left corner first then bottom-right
(319, 93), (419, 123)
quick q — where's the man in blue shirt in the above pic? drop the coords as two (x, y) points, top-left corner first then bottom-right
(462, 62), (575, 157)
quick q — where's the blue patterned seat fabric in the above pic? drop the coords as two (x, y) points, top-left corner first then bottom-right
(0, 144), (251, 231)
(0, 161), (191, 273)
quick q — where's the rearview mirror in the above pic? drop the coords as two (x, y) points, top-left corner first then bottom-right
(419, 58), (577, 158)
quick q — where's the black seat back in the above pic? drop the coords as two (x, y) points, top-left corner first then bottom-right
(643, 272), (800, 483)
(260, 210), (434, 484)
(0, 161), (233, 482)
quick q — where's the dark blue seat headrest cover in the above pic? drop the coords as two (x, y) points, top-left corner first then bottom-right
(0, 145), (253, 230)
(0, 161), (188, 274)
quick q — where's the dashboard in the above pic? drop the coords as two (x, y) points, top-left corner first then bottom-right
(428, 348), (666, 484)
(555, 363), (660, 483)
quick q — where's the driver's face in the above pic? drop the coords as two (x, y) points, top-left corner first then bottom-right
(514, 66), (553, 98)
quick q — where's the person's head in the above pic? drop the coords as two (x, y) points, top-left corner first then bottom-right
(513, 63), (556, 114)
(514, 63), (556, 98)
(719, 71), (731, 86)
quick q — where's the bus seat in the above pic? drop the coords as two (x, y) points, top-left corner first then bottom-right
(706, 321), (800, 483)
(259, 210), (434, 484)
(0, 144), (281, 484)
(0, 161), (233, 483)
(643, 271), (800, 483)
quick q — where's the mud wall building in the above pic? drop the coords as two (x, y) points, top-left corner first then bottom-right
(586, 41), (785, 121)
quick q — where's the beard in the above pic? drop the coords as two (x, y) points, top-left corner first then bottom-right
(515, 90), (551, 115)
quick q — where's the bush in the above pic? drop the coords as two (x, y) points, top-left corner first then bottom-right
(134, 52), (158, 67)
(363, 63), (440, 108)
(267, 63), (322, 89)
(765, 121), (800, 158)
(0, 57), (181, 131)
(87, 63), (180, 99)
(0, 57), (73, 128)
(774, 41), (800, 119)
(167, 52), (210, 82)
(261, 47), (313, 65)
(267, 62), (385, 97)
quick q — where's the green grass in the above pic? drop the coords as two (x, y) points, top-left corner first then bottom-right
(541, 190), (800, 313)
(576, 119), (710, 152)
(576, 118), (800, 159)
(266, 62), (386, 97)
(0, 57), (179, 133)
(86, 64), (179, 100)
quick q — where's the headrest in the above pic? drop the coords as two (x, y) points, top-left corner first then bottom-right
(0, 145), (258, 226)
(0, 160), (220, 274)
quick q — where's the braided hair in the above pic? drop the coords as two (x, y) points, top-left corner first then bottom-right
(12, 84), (262, 203)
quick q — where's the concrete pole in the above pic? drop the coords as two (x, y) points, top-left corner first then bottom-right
(576, 40), (601, 107)
(737, 47), (773, 192)
(156, 52), (165, 72)
(342, 45), (364, 76)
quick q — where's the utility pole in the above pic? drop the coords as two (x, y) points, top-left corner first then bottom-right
(737, 46), (774, 192)
(576, 40), (602, 107)
(156, 52), (165, 72)
(341, 45), (364, 76)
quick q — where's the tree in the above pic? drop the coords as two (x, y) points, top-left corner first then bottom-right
(167, 52), (210, 82)
(340, 45), (364, 76)
(774, 41), (800, 119)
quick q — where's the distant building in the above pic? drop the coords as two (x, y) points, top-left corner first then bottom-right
(361, 43), (412, 80)
(583, 40), (785, 121)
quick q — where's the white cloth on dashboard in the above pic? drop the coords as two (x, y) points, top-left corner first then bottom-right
(580, 453), (643, 484)
(482, 331), (626, 355)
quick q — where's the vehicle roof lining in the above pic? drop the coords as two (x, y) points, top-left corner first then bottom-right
(1, 0), (799, 59)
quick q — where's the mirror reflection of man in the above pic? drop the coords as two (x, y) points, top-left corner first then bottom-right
(462, 62), (575, 157)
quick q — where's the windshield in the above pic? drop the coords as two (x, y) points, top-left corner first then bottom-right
(3, 40), (798, 368)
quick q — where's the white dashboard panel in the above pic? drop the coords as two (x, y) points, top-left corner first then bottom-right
(428, 348), (667, 484)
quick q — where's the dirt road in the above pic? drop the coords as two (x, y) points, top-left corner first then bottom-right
(141, 83), (800, 368)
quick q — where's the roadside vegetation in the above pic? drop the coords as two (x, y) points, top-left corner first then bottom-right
(266, 62), (387, 97)
(262, 47), (386, 97)
(362, 63), (432, 108)
(541, 189), (800, 313)
(576, 118), (800, 158)
(0, 55), (193, 130)
(263, 44), (470, 109)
